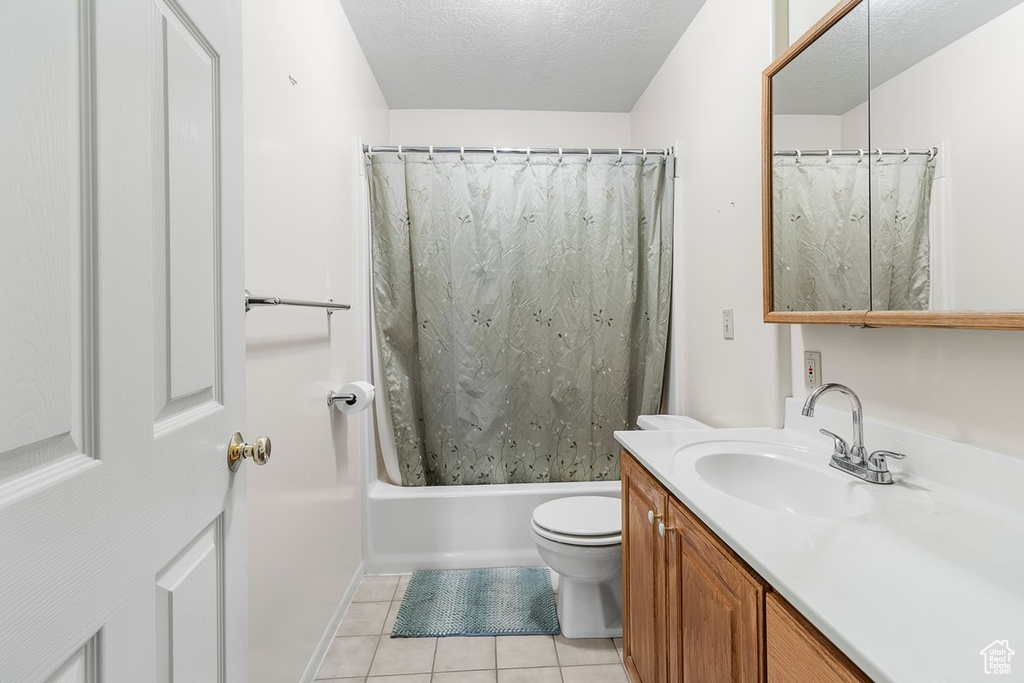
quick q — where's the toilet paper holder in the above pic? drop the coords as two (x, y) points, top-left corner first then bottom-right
(327, 390), (357, 407)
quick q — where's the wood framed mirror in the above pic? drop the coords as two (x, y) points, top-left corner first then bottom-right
(762, 0), (1024, 330)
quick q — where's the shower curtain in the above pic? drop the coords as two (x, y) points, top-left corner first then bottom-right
(870, 153), (937, 311)
(367, 151), (673, 486)
(772, 153), (935, 311)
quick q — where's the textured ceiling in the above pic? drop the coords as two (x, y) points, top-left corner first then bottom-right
(774, 3), (868, 116)
(774, 0), (1024, 115)
(338, 0), (707, 112)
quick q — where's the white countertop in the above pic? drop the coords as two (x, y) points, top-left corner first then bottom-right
(615, 402), (1024, 683)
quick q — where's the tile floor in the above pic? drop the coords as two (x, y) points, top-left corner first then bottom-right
(315, 574), (628, 682)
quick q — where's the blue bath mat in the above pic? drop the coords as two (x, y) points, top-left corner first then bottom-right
(392, 567), (560, 637)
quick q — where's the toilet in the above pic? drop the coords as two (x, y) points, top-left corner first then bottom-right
(531, 415), (710, 638)
(531, 496), (623, 639)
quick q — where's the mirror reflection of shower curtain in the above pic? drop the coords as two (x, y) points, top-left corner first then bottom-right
(366, 151), (673, 486)
(773, 156), (872, 312)
(773, 154), (936, 311)
(870, 154), (937, 311)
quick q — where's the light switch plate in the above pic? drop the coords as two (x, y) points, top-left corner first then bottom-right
(804, 351), (822, 389)
(723, 308), (734, 340)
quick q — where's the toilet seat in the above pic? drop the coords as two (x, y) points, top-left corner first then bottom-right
(532, 519), (621, 546)
(532, 496), (622, 546)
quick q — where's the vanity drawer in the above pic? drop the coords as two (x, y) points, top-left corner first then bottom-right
(766, 593), (870, 683)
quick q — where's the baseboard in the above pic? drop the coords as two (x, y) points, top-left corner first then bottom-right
(366, 549), (544, 575)
(298, 561), (366, 683)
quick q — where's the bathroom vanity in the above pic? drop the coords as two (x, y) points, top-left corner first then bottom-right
(616, 400), (1024, 683)
(622, 451), (866, 683)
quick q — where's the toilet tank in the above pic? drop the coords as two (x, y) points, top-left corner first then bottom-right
(636, 414), (711, 431)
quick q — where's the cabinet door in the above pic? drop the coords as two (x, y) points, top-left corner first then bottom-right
(668, 499), (765, 683)
(766, 593), (870, 683)
(622, 452), (667, 683)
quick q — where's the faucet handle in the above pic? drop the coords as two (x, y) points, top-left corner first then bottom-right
(867, 449), (906, 472)
(819, 429), (849, 458)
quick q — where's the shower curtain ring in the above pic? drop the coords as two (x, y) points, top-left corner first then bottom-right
(587, 148), (592, 162)
(558, 147), (563, 163)
(928, 147), (937, 162)
(876, 148), (883, 160)
(397, 145), (403, 160)
(428, 145), (434, 160)
(902, 148), (910, 162)
(642, 148), (647, 160)
(460, 146), (465, 161)
(826, 149), (833, 162)
(794, 149), (801, 162)
(526, 147), (531, 162)
(493, 146), (498, 161)
(617, 148), (623, 162)
(857, 149), (865, 163)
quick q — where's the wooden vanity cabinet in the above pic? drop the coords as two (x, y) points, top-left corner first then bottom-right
(622, 451), (668, 683)
(766, 593), (871, 683)
(622, 451), (764, 683)
(622, 450), (867, 683)
(666, 498), (766, 683)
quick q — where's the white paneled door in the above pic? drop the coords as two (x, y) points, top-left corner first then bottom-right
(0, 0), (246, 681)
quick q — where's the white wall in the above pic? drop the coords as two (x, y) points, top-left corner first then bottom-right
(389, 109), (632, 147)
(631, 0), (788, 428)
(792, 325), (1024, 455)
(840, 100), (867, 148)
(243, 0), (389, 680)
(773, 114), (841, 149)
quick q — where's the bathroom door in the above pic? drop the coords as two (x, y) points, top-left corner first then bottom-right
(0, 0), (246, 681)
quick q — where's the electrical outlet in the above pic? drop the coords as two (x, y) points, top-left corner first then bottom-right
(804, 351), (822, 389)
(722, 308), (734, 340)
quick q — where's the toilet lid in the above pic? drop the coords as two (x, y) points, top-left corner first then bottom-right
(532, 496), (621, 537)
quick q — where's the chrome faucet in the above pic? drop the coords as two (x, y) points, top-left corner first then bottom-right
(801, 383), (905, 485)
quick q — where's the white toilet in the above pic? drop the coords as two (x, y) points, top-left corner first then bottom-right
(531, 496), (623, 639)
(531, 416), (709, 638)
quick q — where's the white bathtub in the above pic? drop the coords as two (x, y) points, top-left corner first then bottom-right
(364, 478), (621, 574)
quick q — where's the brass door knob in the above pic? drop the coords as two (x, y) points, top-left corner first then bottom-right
(227, 432), (271, 471)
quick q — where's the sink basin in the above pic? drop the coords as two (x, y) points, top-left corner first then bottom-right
(681, 441), (872, 519)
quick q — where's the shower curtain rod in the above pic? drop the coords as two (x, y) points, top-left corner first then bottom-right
(774, 147), (938, 159)
(363, 144), (673, 157)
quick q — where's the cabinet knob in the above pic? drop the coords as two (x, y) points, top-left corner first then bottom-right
(658, 522), (675, 537)
(648, 509), (663, 525)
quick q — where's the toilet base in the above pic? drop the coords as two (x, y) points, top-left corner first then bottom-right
(556, 574), (623, 639)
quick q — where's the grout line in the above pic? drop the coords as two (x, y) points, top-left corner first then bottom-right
(429, 632), (439, 676)
(365, 632), (384, 678)
(552, 635), (565, 683)
(360, 576), (386, 678)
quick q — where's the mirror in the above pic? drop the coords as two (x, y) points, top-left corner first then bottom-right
(869, 0), (1024, 312)
(763, 0), (1024, 328)
(770, 1), (869, 313)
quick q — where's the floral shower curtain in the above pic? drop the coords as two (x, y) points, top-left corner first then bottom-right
(367, 151), (673, 486)
(772, 153), (935, 311)
(870, 154), (936, 311)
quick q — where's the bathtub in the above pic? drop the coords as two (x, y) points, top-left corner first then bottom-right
(364, 478), (621, 574)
